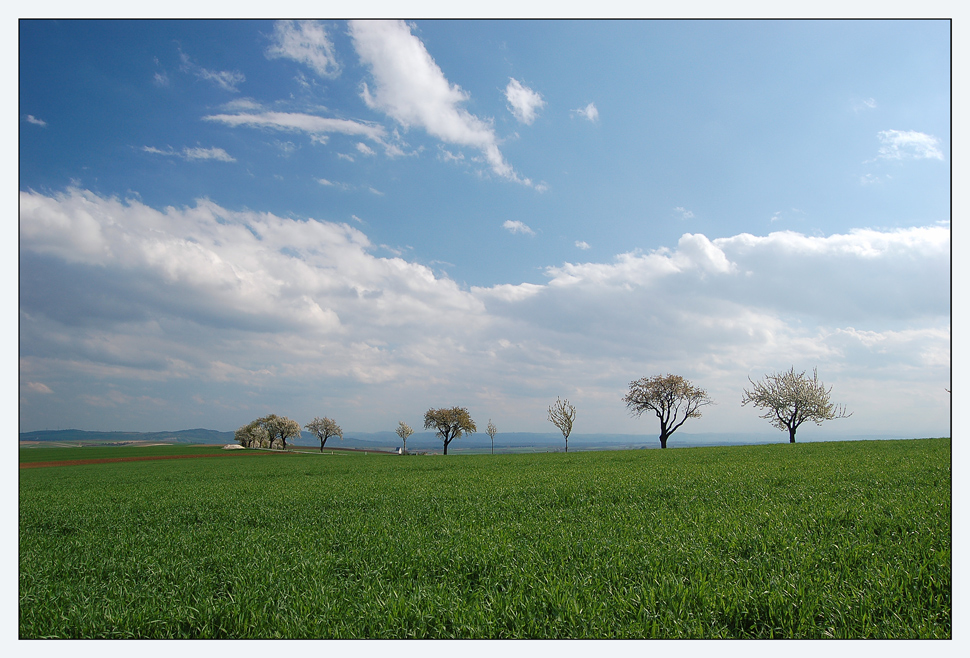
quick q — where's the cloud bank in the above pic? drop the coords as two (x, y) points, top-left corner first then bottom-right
(19, 188), (949, 437)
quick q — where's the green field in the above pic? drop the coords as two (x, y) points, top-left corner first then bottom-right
(19, 438), (950, 639)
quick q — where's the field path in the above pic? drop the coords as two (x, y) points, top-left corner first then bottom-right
(20, 451), (296, 469)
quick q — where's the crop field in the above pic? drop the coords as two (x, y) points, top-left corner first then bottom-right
(19, 438), (950, 639)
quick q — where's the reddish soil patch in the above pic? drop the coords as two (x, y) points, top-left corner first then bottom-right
(20, 451), (293, 469)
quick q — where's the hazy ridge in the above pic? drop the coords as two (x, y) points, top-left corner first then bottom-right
(20, 428), (926, 451)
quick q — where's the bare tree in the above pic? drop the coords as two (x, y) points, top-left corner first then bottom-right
(623, 374), (713, 449)
(547, 397), (576, 453)
(486, 419), (497, 455)
(741, 367), (851, 443)
(424, 407), (476, 455)
(305, 417), (343, 452)
(396, 421), (413, 454)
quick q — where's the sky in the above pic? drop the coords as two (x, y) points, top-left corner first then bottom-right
(18, 18), (952, 439)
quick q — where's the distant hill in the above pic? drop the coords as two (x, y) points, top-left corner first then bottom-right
(19, 428), (235, 445)
(20, 428), (919, 451)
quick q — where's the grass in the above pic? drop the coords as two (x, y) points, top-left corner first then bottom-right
(18, 444), (233, 462)
(19, 438), (950, 638)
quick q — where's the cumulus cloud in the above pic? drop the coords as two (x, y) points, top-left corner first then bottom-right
(19, 188), (949, 437)
(505, 78), (545, 125)
(349, 20), (533, 186)
(572, 102), (599, 122)
(503, 220), (535, 236)
(675, 207), (695, 220)
(575, 241), (591, 250)
(875, 129), (944, 161)
(266, 20), (340, 79)
(24, 114), (47, 126)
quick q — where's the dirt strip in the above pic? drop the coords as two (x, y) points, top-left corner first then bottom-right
(20, 451), (294, 469)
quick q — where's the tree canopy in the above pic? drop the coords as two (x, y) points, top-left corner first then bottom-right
(235, 414), (300, 450)
(623, 374), (713, 449)
(305, 417), (343, 452)
(396, 421), (413, 454)
(423, 407), (476, 455)
(547, 398), (576, 452)
(742, 367), (851, 443)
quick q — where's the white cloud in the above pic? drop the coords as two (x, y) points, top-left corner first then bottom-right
(24, 114), (47, 126)
(575, 241), (591, 250)
(505, 78), (545, 125)
(572, 102), (599, 122)
(438, 148), (465, 163)
(356, 142), (376, 156)
(179, 50), (245, 92)
(852, 97), (877, 112)
(19, 188), (949, 437)
(317, 178), (352, 191)
(222, 98), (263, 112)
(503, 220), (535, 236)
(204, 111), (387, 147)
(183, 147), (236, 162)
(349, 20), (533, 186)
(675, 207), (695, 220)
(143, 145), (236, 162)
(24, 382), (53, 394)
(876, 129), (944, 161)
(266, 20), (340, 79)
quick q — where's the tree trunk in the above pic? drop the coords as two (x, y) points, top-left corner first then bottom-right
(659, 433), (668, 449)
(565, 439), (568, 453)
(789, 427), (796, 443)
(443, 440), (449, 455)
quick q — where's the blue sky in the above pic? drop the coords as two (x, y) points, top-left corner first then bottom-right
(18, 18), (951, 439)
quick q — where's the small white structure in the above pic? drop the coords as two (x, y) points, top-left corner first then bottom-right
(223, 444), (246, 450)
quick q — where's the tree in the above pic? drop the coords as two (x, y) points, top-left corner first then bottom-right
(263, 414), (302, 451)
(305, 417), (343, 452)
(486, 419), (497, 455)
(741, 367), (851, 443)
(623, 374), (713, 449)
(396, 421), (413, 454)
(424, 407), (476, 455)
(547, 397), (576, 453)
(235, 419), (268, 449)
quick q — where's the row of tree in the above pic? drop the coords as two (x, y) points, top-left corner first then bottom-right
(618, 367), (851, 449)
(236, 367), (850, 454)
(235, 415), (343, 452)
